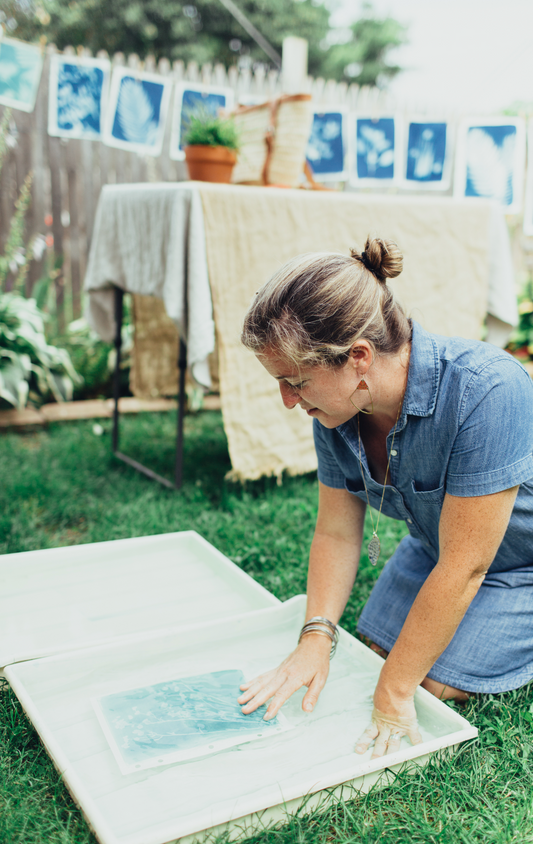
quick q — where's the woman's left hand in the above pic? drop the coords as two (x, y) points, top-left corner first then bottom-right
(354, 693), (422, 758)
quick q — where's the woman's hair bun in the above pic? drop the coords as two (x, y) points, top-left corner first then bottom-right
(350, 236), (403, 281)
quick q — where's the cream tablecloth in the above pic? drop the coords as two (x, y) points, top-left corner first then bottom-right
(84, 183), (517, 480)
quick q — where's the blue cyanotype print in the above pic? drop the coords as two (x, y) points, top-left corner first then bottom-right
(0, 38), (43, 110)
(179, 89), (227, 150)
(465, 124), (517, 206)
(111, 75), (164, 147)
(406, 122), (447, 183)
(356, 117), (395, 179)
(307, 112), (345, 176)
(55, 61), (105, 138)
(97, 669), (278, 768)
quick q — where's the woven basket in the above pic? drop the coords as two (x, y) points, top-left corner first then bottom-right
(130, 295), (220, 398)
(231, 94), (313, 188)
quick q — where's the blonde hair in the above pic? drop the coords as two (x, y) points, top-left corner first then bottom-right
(241, 236), (411, 368)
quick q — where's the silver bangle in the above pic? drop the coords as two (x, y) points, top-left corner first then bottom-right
(298, 617), (339, 659)
(307, 616), (338, 636)
(299, 624), (335, 643)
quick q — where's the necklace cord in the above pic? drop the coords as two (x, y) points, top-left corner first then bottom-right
(357, 396), (403, 557)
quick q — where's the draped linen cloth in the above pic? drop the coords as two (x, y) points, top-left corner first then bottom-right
(84, 182), (214, 388)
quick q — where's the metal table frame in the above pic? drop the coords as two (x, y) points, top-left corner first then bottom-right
(111, 287), (187, 490)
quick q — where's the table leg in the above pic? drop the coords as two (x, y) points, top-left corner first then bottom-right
(174, 338), (187, 490)
(112, 287), (123, 453)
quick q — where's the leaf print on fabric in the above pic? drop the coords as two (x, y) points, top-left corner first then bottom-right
(306, 112), (345, 176)
(406, 123), (447, 183)
(56, 63), (104, 137)
(116, 77), (156, 145)
(0, 39), (43, 108)
(466, 126), (516, 206)
(355, 118), (396, 179)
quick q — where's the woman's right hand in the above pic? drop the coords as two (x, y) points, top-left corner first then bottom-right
(237, 634), (332, 721)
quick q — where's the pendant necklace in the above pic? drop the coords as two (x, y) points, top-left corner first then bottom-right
(357, 396), (403, 566)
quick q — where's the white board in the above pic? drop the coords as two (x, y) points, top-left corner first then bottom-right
(0, 531), (277, 667)
(5, 595), (477, 844)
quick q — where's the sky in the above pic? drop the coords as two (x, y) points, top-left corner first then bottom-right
(328, 0), (533, 114)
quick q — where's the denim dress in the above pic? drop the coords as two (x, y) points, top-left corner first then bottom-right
(314, 321), (533, 693)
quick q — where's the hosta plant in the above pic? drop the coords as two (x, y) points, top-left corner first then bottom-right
(0, 292), (81, 409)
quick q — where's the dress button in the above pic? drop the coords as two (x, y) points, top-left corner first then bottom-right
(407, 518), (412, 524)
(390, 449), (398, 456)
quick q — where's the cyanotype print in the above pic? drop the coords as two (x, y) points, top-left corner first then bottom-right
(180, 89), (227, 148)
(406, 122), (447, 184)
(49, 56), (109, 139)
(168, 85), (232, 161)
(465, 124), (516, 206)
(112, 76), (164, 146)
(307, 111), (346, 178)
(94, 669), (287, 774)
(103, 69), (170, 154)
(0, 37), (43, 112)
(355, 117), (396, 180)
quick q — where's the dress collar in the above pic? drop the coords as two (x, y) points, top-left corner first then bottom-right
(335, 320), (440, 440)
(401, 320), (440, 418)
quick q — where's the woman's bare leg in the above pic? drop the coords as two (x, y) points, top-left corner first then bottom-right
(365, 640), (470, 702)
(420, 676), (470, 701)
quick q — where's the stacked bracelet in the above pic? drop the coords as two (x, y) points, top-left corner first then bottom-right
(298, 616), (339, 659)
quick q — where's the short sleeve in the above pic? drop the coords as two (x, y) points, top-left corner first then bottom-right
(446, 357), (533, 496)
(313, 419), (346, 489)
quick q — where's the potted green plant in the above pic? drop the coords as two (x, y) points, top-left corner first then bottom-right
(183, 108), (240, 184)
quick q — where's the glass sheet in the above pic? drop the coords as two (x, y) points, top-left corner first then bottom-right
(93, 668), (290, 774)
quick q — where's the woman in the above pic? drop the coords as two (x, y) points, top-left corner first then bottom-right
(237, 236), (533, 759)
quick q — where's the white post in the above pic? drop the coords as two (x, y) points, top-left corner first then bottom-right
(281, 36), (308, 94)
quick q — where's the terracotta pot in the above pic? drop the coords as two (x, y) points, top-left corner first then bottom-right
(184, 145), (238, 183)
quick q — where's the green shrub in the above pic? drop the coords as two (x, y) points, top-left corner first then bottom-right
(505, 276), (533, 359)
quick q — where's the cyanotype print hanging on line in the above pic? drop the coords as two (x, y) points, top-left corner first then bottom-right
(92, 669), (290, 775)
(467, 125), (516, 205)
(103, 67), (171, 155)
(169, 82), (235, 160)
(354, 117), (397, 182)
(306, 110), (347, 180)
(0, 37), (43, 112)
(48, 55), (110, 139)
(405, 122), (449, 188)
(454, 118), (525, 214)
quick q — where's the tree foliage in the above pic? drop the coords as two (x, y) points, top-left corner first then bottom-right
(5, 0), (330, 75)
(4, 0), (406, 84)
(324, 2), (407, 86)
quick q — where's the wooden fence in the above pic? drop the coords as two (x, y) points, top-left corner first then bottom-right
(0, 46), (396, 330)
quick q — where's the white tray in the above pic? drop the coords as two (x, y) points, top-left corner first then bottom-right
(5, 594), (477, 844)
(0, 532), (277, 667)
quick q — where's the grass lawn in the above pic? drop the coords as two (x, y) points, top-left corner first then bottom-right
(0, 410), (532, 844)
